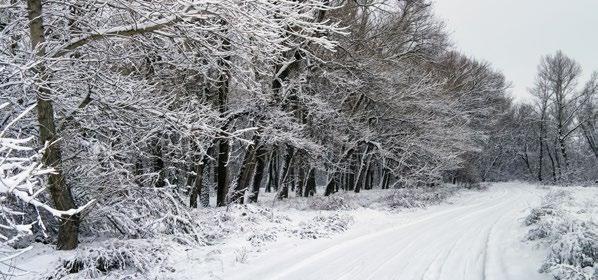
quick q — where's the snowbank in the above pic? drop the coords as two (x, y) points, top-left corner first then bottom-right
(524, 186), (598, 280)
(11, 185), (464, 279)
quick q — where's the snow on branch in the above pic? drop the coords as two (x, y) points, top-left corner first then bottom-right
(0, 103), (94, 263)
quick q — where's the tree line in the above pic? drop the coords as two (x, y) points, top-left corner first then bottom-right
(2, 0), (518, 251)
(477, 51), (597, 184)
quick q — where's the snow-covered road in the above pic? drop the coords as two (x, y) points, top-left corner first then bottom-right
(225, 183), (550, 280)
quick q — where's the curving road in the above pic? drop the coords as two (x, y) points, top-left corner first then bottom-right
(225, 183), (550, 280)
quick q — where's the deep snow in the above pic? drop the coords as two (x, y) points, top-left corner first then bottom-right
(11, 182), (584, 280)
(223, 183), (551, 280)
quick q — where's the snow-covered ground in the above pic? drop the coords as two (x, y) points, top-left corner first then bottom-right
(12, 182), (596, 280)
(222, 182), (551, 280)
(523, 185), (598, 279)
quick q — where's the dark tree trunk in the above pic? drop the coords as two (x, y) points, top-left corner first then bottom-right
(249, 145), (268, 203)
(304, 168), (317, 197)
(354, 146), (371, 193)
(231, 135), (261, 204)
(537, 115), (545, 181)
(265, 158), (273, 193)
(378, 167), (385, 189)
(27, 0), (80, 250)
(365, 161), (374, 190)
(190, 146), (213, 208)
(153, 140), (166, 188)
(216, 137), (230, 207)
(134, 158), (143, 186)
(185, 163), (196, 192)
(520, 144), (534, 179)
(324, 146), (360, 195)
(558, 137), (569, 177)
(382, 172), (391, 189)
(266, 149), (279, 193)
(347, 162), (356, 191)
(546, 146), (558, 183)
(289, 165), (296, 192)
(277, 146), (295, 200)
(581, 123), (598, 160)
(296, 165), (305, 197)
(214, 28), (231, 207)
(553, 138), (562, 181)
(200, 160), (212, 207)
(189, 160), (205, 208)
(324, 175), (336, 196)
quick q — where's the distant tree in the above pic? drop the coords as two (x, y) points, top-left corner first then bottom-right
(579, 73), (598, 160)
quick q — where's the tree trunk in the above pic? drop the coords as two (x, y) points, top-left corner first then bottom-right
(552, 138), (562, 181)
(134, 158), (143, 186)
(347, 159), (356, 191)
(27, 0), (80, 250)
(277, 146), (295, 200)
(190, 146), (213, 208)
(189, 159), (205, 208)
(353, 146), (371, 193)
(153, 140), (166, 188)
(215, 33), (231, 206)
(382, 172), (391, 189)
(249, 145), (268, 203)
(581, 123), (598, 160)
(546, 146), (558, 183)
(200, 160), (211, 207)
(185, 162), (195, 192)
(537, 115), (545, 181)
(231, 135), (261, 204)
(365, 161), (374, 190)
(216, 136), (230, 207)
(324, 174), (336, 196)
(558, 136), (569, 177)
(289, 165), (296, 193)
(296, 164), (305, 197)
(378, 168), (386, 189)
(266, 149), (279, 193)
(304, 168), (317, 197)
(521, 145), (534, 179)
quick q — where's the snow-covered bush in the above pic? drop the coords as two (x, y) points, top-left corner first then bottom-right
(84, 197), (293, 249)
(308, 194), (357, 211)
(81, 187), (206, 246)
(195, 204), (289, 244)
(524, 190), (572, 240)
(524, 189), (598, 280)
(234, 247), (249, 264)
(0, 104), (91, 270)
(540, 220), (598, 280)
(247, 229), (279, 247)
(48, 239), (170, 279)
(287, 185), (461, 212)
(292, 213), (353, 239)
(381, 186), (459, 209)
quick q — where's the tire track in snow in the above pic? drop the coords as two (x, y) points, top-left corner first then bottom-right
(364, 195), (511, 280)
(225, 183), (549, 280)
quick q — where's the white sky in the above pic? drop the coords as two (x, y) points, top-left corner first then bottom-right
(433, 0), (598, 103)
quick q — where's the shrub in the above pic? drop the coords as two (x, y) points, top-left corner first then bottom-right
(524, 189), (598, 280)
(50, 239), (170, 279)
(292, 213), (353, 239)
(381, 186), (458, 209)
(308, 194), (356, 211)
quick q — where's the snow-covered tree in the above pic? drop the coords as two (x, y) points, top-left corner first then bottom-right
(0, 103), (92, 269)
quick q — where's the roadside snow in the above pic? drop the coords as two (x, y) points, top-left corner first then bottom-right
(523, 185), (598, 280)
(223, 183), (551, 280)
(9, 183), (561, 280)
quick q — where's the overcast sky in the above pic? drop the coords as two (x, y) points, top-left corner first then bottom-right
(433, 0), (598, 103)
